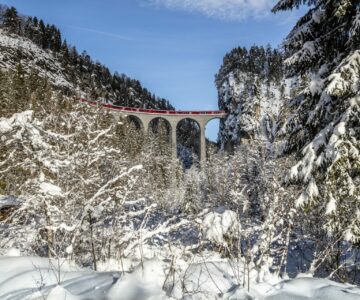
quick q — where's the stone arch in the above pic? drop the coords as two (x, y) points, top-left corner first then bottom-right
(148, 117), (172, 142)
(114, 114), (145, 156)
(204, 116), (222, 141)
(203, 116), (223, 159)
(124, 114), (144, 130)
(176, 118), (201, 165)
(204, 116), (222, 128)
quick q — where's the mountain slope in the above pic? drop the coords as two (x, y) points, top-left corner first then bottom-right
(0, 5), (173, 110)
(0, 29), (72, 88)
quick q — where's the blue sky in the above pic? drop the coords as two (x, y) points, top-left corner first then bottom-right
(2, 0), (303, 140)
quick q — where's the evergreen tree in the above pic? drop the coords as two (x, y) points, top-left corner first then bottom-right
(216, 45), (284, 87)
(38, 20), (48, 49)
(24, 17), (34, 40)
(273, 0), (360, 254)
(3, 7), (21, 34)
(60, 39), (69, 62)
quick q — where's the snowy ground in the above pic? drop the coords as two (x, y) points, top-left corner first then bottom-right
(1, 254), (360, 300)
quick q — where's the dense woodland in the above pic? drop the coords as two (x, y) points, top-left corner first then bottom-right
(0, 1), (360, 299)
(215, 45), (284, 89)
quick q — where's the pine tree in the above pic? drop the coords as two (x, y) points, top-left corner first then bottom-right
(272, 0), (317, 11)
(24, 17), (34, 40)
(38, 20), (48, 49)
(60, 39), (70, 64)
(3, 7), (21, 34)
(0, 5), (174, 112)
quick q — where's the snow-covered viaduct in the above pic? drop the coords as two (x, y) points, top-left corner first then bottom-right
(81, 99), (226, 162)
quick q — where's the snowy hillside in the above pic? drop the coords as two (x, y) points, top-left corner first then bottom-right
(0, 29), (72, 88)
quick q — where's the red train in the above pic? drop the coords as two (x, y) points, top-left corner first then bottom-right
(79, 98), (225, 115)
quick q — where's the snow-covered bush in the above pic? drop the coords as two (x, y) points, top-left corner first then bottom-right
(0, 94), (144, 268)
(202, 210), (240, 248)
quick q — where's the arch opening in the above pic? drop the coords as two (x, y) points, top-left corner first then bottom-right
(125, 115), (143, 130)
(117, 115), (145, 156)
(204, 117), (222, 158)
(148, 117), (172, 156)
(205, 118), (220, 143)
(148, 117), (172, 140)
(176, 118), (200, 168)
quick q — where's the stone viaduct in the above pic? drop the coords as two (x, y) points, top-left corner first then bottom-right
(80, 99), (226, 162)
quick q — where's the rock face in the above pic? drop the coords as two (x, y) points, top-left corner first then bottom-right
(215, 46), (286, 150)
(217, 71), (284, 149)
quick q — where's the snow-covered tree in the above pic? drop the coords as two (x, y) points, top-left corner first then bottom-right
(274, 0), (360, 277)
(2, 6), (21, 35)
(0, 93), (143, 268)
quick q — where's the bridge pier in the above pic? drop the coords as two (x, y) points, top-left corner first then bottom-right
(199, 122), (206, 164)
(143, 120), (149, 136)
(170, 120), (178, 159)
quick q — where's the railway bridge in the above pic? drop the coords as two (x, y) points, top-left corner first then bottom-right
(81, 99), (226, 162)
